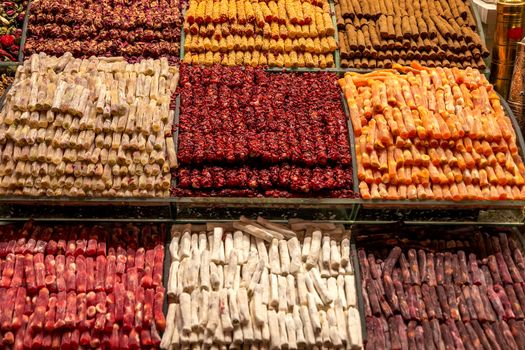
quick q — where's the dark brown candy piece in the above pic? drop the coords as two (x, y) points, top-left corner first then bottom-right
(471, 320), (492, 350)
(487, 285), (507, 320)
(469, 253), (483, 286)
(447, 319), (465, 350)
(383, 274), (399, 312)
(368, 253), (382, 280)
(496, 252), (514, 285)
(429, 286), (443, 320)
(383, 246), (402, 277)
(394, 279), (411, 320)
(426, 252), (437, 287)
(394, 315), (409, 350)
(482, 322), (503, 350)
(407, 320), (417, 350)
(366, 279), (382, 317)
(422, 320), (437, 350)
(487, 255), (503, 286)
(399, 253), (412, 284)
(455, 321), (475, 350)
(415, 325), (426, 350)
(457, 251), (471, 285)
(435, 253), (444, 285)
(443, 252), (453, 285)
(498, 321), (519, 350)
(505, 285), (525, 319)
(508, 319), (525, 349)
(454, 285), (471, 321)
(421, 284), (436, 320)
(388, 316), (402, 350)
(358, 249), (370, 280)
(461, 285), (478, 321)
(495, 284), (517, 320)
(408, 249), (420, 285)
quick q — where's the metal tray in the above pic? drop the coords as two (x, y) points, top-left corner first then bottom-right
(343, 77), (525, 210)
(171, 70), (359, 216)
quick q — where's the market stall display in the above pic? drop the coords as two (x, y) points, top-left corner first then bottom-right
(161, 217), (362, 349)
(173, 65), (355, 198)
(0, 53), (179, 197)
(0, 0), (26, 62)
(0, 222), (166, 348)
(339, 64), (525, 201)
(335, 0), (489, 69)
(356, 226), (525, 349)
(182, 0), (337, 67)
(24, 0), (182, 62)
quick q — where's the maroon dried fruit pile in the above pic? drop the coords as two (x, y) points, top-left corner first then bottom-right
(173, 65), (355, 198)
(357, 226), (525, 349)
(25, 0), (181, 62)
(0, 222), (166, 349)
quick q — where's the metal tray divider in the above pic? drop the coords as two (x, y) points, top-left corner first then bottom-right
(350, 233), (367, 342)
(18, 0), (32, 63)
(180, 7), (186, 61)
(329, 0), (341, 69)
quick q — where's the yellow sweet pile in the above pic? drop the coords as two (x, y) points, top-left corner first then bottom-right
(183, 0), (337, 67)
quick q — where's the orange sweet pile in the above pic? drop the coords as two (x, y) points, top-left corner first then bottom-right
(339, 64), (525, 201)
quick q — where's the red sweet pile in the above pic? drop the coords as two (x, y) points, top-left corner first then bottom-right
(173, 65), (355, 198)
(25, 0), (181, 61)
(0, 222), (166, 349)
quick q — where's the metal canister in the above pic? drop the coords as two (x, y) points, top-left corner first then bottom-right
(490, 0), (525, 98)
(509, 39), (525, 124)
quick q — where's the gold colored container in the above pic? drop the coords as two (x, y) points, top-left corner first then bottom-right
(490, 0), (525, 98)
(509, 39), (525, 125)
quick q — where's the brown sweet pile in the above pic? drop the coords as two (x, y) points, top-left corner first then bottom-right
(335, 0), (489, 69)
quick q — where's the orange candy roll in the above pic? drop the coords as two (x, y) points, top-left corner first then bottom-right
(366, 120), (377, 153)
(384, 108), (399, 137)
(433, 184), (443, 200)
(357, 161), (366, 182)
(462, 152), (475, 169)
(387, 147), (396, 178)
(359, 181), (371, 199)
(397, 185), (408, 199)
(365, 168), (374, 184)
(417, 184), (428, 199)
(378, 183), (388, 198)
(411, 145), (423, 165)
(512, 186), (522, 199)
(455, 152), (466, 170)
(397, 167), (407, 185)
(370, 150), (380, 169)
(392, 108), (408, 138)
(428, 148), (440, 166)
(471, 168), (480, 184)
(442, 185), (453, 200)
(494, 164), (507, 185)
(394, 148), (405, 167)
(385, 185), (397, 199)
(407, 184), (417, 199)
(370, 183), (381, 199)
(463, 169), (472, 185)
(403, 149), (413, 166)
(452, 167), (463, 183)
(449, 183), (460, 201)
